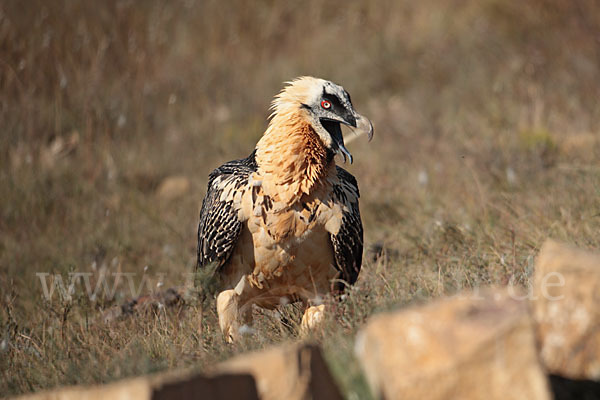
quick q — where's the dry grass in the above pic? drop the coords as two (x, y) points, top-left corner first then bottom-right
(1, 0), (600, 398)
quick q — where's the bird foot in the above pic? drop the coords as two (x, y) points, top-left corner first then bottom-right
(301, 304), (325, 332)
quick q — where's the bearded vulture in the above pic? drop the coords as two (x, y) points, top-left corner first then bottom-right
(197, 77), (373, 341)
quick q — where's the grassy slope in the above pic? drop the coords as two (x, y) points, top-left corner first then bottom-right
(1, 0), (599, 397)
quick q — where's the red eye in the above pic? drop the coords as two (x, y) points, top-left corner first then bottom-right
(321, 100), (331, 109)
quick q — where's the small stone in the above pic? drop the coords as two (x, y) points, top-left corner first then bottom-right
(156, 176), (191, 200)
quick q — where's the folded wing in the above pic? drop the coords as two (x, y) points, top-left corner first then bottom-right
(330, 166), (363, 288)
(197, 151), (257, 269)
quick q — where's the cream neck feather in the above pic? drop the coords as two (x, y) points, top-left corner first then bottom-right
(255, 107), (335, 205)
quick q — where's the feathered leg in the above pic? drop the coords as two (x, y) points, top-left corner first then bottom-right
(216, 276), (256, 342)
(216, 289), (240, 343)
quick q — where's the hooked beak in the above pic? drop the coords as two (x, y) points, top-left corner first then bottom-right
(320, 112), (373, 164)
(348, 113), (374, 142)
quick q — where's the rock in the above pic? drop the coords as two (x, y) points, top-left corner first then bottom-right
(153, 373), (258, 400)
(13, 343), (341, 400)
(12, 370), (258, 400)
(560, 132), (599, 163)
(156, 176), (190, 200)
(355, 288), (550, 400)
(217, 343), (343, 400)
(532, 240), (600, 380)
(39, 131), (80, 169)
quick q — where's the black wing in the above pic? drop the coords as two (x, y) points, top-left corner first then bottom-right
(197, 151), (257, 269)
(330, 166), (363, 288)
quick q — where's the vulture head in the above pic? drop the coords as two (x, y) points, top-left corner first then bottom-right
(269, 76), (374, 163)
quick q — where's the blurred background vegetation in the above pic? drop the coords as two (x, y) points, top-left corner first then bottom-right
(1, 0), (599, 397)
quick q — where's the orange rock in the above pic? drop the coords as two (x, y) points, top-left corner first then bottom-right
(217, 343), (343, 400)
(355, 288), (550, 400)
(12, 370), (258, 400)
(532, 240), (600, 380)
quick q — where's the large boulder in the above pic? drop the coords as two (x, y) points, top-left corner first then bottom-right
(13, 371), (258, 400)
(355, 288), (550, 400)
(13, 343), (341, 400)
(532, 240), (600, 380)
(217, 343), (343, 400)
